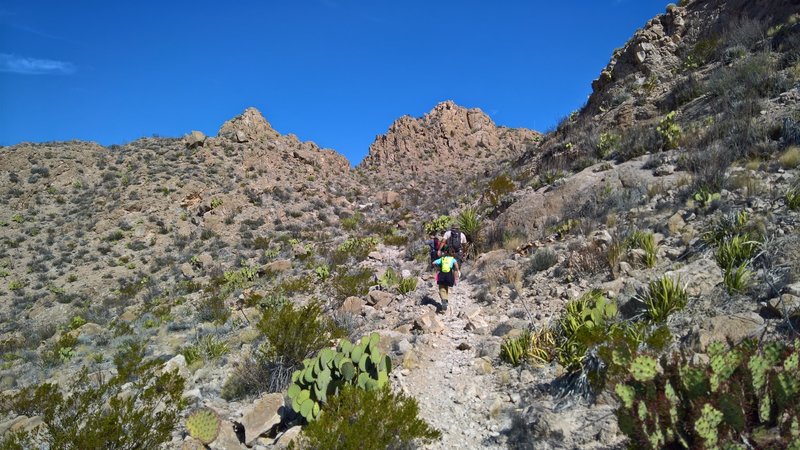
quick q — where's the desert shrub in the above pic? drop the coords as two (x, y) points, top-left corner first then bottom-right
(297, 385), (440, 449)
(526, 248), (558, 274)
(567, 243), (609, 279)
(720, 17), (767, 51)
(258, 301), (345, 369)
(660, 73), (703, 111)
(779, 145), (800, 169)
(486, 174), (516, 206)
(197, 290), (231, 325)
(0, 343), (185, 449)
(611, 339), (800, 450)
(423, 215), (452, 235)
(617, 124), (663, 162)
(340, 211), (362, 231)
(330, 237), (378, 265)
(707, 51), (788, 107)
(682, 36), (719, 70)
(332, 268), (373, 300)
(678, 146), (730, 193)
(636, 276), (687, 323)
(377, 268), (400, 290)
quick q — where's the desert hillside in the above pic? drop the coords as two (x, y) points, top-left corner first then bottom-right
(1, 0), (800, 449)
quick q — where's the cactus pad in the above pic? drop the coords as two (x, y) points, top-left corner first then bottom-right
(630, 356), (658, 382)
(186, 408), (221, 445)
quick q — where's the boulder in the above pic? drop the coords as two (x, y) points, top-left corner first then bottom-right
(209, 421), (247, 450)
(265, 259), (292, 273)
(366, 289), (393, 309)
(240, 393), (284, 446)
(274, 425), (302, 448)
(691, 313), (766, 351)
(413, 311), (445, 334)
(340, 296), (363, 315)
(185, 131), (206, 148)
(376, 190), (401, 205)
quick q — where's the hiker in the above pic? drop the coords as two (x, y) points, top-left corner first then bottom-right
(432, 248), (460, 313)
(441, 226), (467, 263)
(423, 233), (441, 271)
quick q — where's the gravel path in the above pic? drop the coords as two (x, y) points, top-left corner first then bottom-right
(395, 277), (511, 449)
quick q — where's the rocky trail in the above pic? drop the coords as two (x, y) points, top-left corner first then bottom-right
(391, 267), (513, 449)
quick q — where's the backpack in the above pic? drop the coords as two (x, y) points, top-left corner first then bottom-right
(447, 229), (462, 252)
(429, 238), (440, 259)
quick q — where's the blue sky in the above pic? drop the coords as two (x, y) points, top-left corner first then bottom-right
(0, 1), (670, 164)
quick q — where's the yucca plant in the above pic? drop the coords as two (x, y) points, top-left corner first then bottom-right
(397, 276), (418, 294)
(629, 230), (657, 268)
(638, 276), (688, 323)
(786, 185), (800, 211)
(723, 263), (752, 294)
(457, 208), (481, 257)
(714, 234), (760, 270)
(702, 210), (750, 246)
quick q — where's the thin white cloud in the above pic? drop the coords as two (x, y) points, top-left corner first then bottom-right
(0, 53), (76, 75)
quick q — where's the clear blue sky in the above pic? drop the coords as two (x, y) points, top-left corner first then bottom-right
(0, 1), (670, 164)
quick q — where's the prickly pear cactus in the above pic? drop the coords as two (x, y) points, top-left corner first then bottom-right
(695, 403), (723, 447)
(630, 356), (658, 382)
(612, 339), (800, 450)
(288, 332), (392, 421)
(185, 408), (221, 444)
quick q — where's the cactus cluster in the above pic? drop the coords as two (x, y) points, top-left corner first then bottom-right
(185, 408), (221, 445)
(288, 332), (391, 422)
(613, 339), (800, 449)
(556, 291), (618, 370)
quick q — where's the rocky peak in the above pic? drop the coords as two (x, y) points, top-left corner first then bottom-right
(359, 101), (539, 185)
(217, 107), (280, 143)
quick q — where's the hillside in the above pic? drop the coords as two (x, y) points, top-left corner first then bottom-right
(2, 0), (800, 448)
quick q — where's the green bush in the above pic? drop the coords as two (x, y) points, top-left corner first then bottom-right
(332, 268), (373, 300)
(377, 267), (400, 290)
(638, 276), (687, 323)
(0, 343), (186, 449)
(702, 210), (751, 246)
(258, 301), (345, 369)
(487, 174), (516, 206)
(612, 339), (800, 450)
(331, 237), (378, 265)
(526, 248), (558, 274)
(656, 111), (682, 150)
(297, 385), (440, 450)
(424, 215), (452, 235)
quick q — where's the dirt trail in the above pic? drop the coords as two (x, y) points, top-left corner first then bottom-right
(395, 276), (511, 449)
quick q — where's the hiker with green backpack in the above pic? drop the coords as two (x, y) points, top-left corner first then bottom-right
(432, 248), (460, 313)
